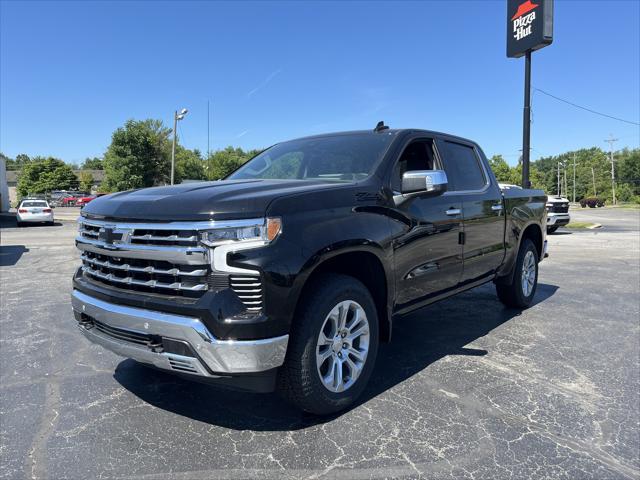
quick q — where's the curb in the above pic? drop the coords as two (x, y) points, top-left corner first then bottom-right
(587, 223), (602, 229)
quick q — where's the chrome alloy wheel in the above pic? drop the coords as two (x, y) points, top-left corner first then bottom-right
(316, 300), (370, 393)
(521, 250), (536, 297)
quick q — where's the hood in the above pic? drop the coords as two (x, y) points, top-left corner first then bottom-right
(547, 196), (569, 203)
(81, 179), (347, 221)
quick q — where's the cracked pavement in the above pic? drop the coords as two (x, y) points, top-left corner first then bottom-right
(1, 208), (639, 479)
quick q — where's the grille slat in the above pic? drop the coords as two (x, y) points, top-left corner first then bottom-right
(90, 318), (152, 346)
(131, 234), (198, 243)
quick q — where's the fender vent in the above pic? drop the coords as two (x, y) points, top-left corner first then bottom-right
(230, 275), (263, 312)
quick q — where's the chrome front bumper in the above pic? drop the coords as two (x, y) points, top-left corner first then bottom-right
(547, 213), (570, 226)
(71, 290), (288, 377)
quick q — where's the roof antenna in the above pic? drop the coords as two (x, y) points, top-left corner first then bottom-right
(373, 121), (389, 132)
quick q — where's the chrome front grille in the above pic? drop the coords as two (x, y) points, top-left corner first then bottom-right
(81, 252), (208, 296)
(230, 275), (263, 312)
(76, 217), (265, 311)
(550, 203), (569, 213)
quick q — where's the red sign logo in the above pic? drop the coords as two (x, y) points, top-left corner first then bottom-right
(512, 0), (539, 20)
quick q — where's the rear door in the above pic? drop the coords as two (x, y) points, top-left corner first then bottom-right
(435, 139), (505, 283)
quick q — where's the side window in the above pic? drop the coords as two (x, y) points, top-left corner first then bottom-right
(438, 141), (486, 191)
(391, 140), (435, 192)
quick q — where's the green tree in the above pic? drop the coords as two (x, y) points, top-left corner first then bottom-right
(103, 119), (171, 192)
(2, 153), (32, 171)
(206, 146), (257, 180)
(175, 147), (206, 182)
(17, 158), (78, 197)
(81, 157), (104, 170)
(78, 171), (94, 192)
(488, 155), (512, 183)
(616, 148), (640, 196)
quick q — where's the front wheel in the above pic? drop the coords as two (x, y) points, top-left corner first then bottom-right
(277, 273), (379, 415)
(496, 239), (539, 308)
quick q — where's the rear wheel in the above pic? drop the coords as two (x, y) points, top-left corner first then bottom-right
(496, 239), (539, 308)
(277, 274), (379, 415)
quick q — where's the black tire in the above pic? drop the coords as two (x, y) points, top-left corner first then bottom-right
(496, 239), (539, 308)
(547, 226), (558, 233)
(277, 273), (379, 415)
(16, 221), (24, 228)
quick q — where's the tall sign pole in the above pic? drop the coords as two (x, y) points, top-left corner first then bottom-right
(522, 51), (532, 188)
(507, 0), (554, 188)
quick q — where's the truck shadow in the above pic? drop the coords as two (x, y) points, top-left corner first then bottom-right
(0, 245), (29, 266)
(114, 282), (558, 431)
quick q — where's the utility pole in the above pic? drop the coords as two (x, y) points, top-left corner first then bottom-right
(604, 134), (618, 205)
(557, 161), (560, 196)
(207, 100), (210, 159)
(572, 153), (576, 203)
(564, 165), (568, 199)
(591, 166), (597, 197)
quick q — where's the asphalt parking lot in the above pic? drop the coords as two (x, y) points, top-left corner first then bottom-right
(1, 208), (639, 479)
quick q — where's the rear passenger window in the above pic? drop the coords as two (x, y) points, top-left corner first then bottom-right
(438, 141), (486, 191)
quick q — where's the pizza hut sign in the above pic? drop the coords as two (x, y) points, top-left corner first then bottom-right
(507, 0), (553, 58)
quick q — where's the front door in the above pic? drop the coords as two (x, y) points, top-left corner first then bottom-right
(390, 139), (464, 311)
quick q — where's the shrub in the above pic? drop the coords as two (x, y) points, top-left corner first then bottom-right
(581, 197), (605, 208)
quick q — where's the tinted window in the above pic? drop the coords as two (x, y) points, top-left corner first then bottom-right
(439, 141), (486, 191)
(21, 201), (48, 207)
(391, 140), (436, 192)
(228, 132), (396, 182)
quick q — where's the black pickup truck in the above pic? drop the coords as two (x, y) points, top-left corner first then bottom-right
(72, 125), (547, 414)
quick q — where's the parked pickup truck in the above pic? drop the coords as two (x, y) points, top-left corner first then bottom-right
(71, 125), (548, 414)
(545, 195), (570, 233)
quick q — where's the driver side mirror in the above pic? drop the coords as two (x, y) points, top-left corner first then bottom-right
(401, 170), (448, 196)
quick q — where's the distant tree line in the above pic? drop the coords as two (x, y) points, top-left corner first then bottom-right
(490, 147), (639, 203)
(3, 117), (638, 203)
(1, 118), (262, 197)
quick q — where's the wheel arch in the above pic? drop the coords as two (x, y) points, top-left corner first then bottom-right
(497, 221), (544, 285)
(292, 246), (393, 343)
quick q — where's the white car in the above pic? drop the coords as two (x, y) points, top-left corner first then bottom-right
(16, 199), (54, 226)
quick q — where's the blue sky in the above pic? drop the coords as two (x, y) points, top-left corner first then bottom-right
(1, 0), (639, 166)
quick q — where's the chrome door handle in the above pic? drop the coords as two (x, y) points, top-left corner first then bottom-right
(491, 204), (503, 211)
(445, 208), (461, 216)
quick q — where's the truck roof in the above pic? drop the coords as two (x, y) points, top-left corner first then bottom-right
(287, 128), (479, 147)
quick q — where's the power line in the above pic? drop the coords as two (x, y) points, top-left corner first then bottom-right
(533, 88), (640, 126)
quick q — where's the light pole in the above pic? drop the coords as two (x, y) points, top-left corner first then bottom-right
(572, 153), (576, 203)
(171, 108), (188, 185)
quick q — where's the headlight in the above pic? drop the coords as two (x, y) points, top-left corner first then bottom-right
(546, 203), (553, 211)
(199, 217), (281, 247)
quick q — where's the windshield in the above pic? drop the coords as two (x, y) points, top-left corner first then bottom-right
(228, 132), (396, 182)
(21, 201), (48, 207)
